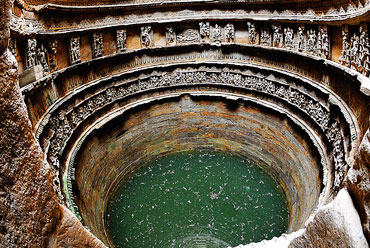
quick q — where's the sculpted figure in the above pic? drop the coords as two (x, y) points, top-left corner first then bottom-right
(199, 22), (210, 42)
(211, 24), (222, 45)
(116, 29), (127, 52)
(315, 30), (323, 56)
(350, 34), (360, 70)
(339, 27), (350, 66)
(166, 27), (176, 46)
(284, 27), (294, 49)
(321, 28), (329, 59)
(272, 24), (282, 47)
(306, 29), (317, 54)
(26, 38), (37, 69)
(141, 26), (153, 48)
(69, 36), (81, 64)
(224, 23), (235, 43)
(48, 39), (58, 71)
(36, 44), (49, 74)
(92, 33), (103, 58)
(260, 26), (271, 46)
(247, 22), (257, 44)
(297, 26), (305, 51)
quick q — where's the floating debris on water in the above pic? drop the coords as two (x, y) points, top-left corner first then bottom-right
(107, 151), (289, 248)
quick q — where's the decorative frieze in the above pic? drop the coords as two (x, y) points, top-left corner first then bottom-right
(141, 26), (153, 48)
(116, 29), (127, 53)
(92, 33), (103, 58)
(69, 36), (81, 65)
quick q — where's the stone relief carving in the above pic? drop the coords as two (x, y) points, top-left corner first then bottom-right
(116, 29), (127, 53)
(26, 38), (37, 69)
(320, 26), (330, 59)
(272, 24), (283, 48)
(199, 22), (210, 42)
(39, 61), (350, 200)
(211, 24), (222, 45)
(339, 26), (350, 66)
(176, 29), (200, 44)
(141, 26), (153, 48)
(8, 38), (16, 57)
(297, 25), (305, 51)
(36, 44), (49, 75)
(92, 33), (104, 58)
(306, 29), (317, 54)
(48, 39), (58, 72)
(69, 36), (81, 65)
(224, 23), (235, 43)
(260, 26), (271, 46)
(247, 22), (257, 44)
(284, 27), (294, 49)
(166, 27), (177, 46)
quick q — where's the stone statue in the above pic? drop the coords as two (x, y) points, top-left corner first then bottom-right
(26, 38), (37, 69)
(48, 39), (58, 71)
(69, 36), (81, 65)
(315, 29), (323, 56)
(224, 23), (235, 43)
(350, 34), (360, 70)
(92, 33), (103, 58)
(321, 27), (330, 59)
(199, 22), (210, 42)
(297, 25), (305, 51)
(211, 24), (222, 45)
(306, 29), (317, 54)
(247, 22), (257, 44)
(166, 27), (176, 46)
(116, 29), (126, 53)
(8, 38), (16, 57)
(36, 43), (49, 74)
(339, 26), (350, 66)
(141, 26), (153, 48)
(272, 24), (283, 47)
(284, 27), (294, 49)
(260, 26), (271, 46)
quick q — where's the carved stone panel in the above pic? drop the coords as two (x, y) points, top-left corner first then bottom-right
(284, 27), (294, 49)
(166, 27), (176, 46)
(176, 29), (200, 44)
(48, 39), (58, 72)
(26, 38), (37, 69)
(36, 44), (49, 75)
(92, 33), (103, 58)
(272, 24), (283, 48)
(116, 29), (127, 53)
(211, 24), (222, 45)
(141, 26), (153, 48)
(247, 22), (257, 44)
(224, 23), (235, 43)
(69, 36), (81, 65)
(297, 25), (305, 51)
(199, 22), (210, 42)
(260, 26), (271, 46)
(306, 29), (317, 54)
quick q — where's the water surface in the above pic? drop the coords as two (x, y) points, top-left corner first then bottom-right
(107, 151), (289, 247)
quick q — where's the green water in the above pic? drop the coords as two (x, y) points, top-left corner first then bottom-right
(107, 151), (289, 248)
